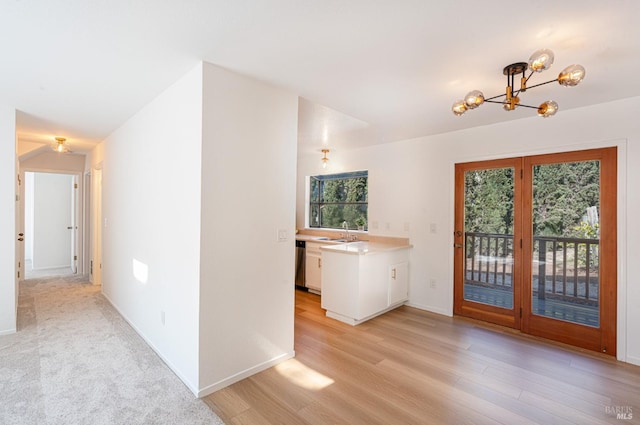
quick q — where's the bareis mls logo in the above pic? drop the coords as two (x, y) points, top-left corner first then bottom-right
(606, 405), (633, 420)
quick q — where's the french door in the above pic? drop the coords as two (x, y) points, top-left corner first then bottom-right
(454, 147), (617, 355)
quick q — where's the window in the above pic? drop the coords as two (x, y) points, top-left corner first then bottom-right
(309, 171), (368, 230)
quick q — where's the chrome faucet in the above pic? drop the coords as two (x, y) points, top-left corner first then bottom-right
(342, 221), (352, 241)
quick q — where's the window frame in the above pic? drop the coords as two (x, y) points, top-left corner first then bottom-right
(308, 170), (368, 230)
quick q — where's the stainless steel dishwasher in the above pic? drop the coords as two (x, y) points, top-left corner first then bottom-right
(295, 240), (306, 289)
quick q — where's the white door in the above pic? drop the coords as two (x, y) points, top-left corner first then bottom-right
(16, 162), (23, 284)
(70, 175), (78, 274)
(31, 172), (74, 271)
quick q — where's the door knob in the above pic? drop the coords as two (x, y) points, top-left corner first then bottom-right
(18, 238), (24, 242)
(455, 230), (462, 237)
(18, 233), (24, 236)
(67, 226), (73, 230)
(454, 243), (462, 248)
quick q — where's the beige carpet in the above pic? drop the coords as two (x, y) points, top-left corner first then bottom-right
(0, 275), (224, 425)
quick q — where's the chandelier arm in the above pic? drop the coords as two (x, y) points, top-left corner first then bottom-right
(523, 70), (535, 85)
(484, 94), (507, 102)
(482, 100), (539, 109)
(513, 70), (535, 97)
(524, 78), (559, 90)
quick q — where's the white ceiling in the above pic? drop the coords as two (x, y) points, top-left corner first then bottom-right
(3, 1), (639, 157)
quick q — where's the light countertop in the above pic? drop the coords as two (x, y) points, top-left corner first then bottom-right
(320, 241), (412, 255)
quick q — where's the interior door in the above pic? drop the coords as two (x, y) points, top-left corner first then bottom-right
(70, 175), (78, 274)
(454, 158), (523, 329)
(454, 148), (617, 355)
(32, 172), (73, 270)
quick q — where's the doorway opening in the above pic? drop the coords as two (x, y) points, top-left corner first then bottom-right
(453, 147), (617, 355)
(23, 171), (81, 279)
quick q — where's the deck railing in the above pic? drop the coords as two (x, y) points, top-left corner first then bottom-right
(465, 232), (599, 306)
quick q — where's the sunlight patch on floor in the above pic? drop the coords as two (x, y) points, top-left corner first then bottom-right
(274, 359), (334, 390)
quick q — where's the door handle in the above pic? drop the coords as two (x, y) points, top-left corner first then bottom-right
(18, 233), (24, 236)
(67, 226), (73, 230)
(454, 243), (463, 248)
(455, 230), (462, 237)
(18, 238), (24, 242)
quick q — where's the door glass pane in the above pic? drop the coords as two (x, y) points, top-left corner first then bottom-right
(531, 161), (600, 327)
(463, 168), (514, 309)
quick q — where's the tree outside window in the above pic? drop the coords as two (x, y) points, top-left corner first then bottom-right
(309, 171), (368, 230)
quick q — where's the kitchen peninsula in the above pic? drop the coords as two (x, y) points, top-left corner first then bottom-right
(321, 241), (412, 325)
(296, 230), (412, 325)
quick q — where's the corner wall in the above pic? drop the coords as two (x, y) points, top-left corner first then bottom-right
(296, 96), (640, 365)
(100, 63), (204, 392)
(198, 62), (298, 395)
(0, 105), (16, 335)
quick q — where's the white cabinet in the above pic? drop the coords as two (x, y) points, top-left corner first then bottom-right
(305, 242), (323, 293)
(321, 246), (410, 325)
(388, 262), (409, 306)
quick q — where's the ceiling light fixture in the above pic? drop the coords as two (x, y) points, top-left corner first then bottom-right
(321, 148), (330, 168)
(52, 136), (70, 153)
(452, 49), (585, 118)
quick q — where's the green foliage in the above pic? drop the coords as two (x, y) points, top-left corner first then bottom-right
(574, 220), (600, 270)
(532, 161), (600, 237)
(464, 160), (600, 240)
(309, 173), (368, 229)
(464, 168), (514, 234)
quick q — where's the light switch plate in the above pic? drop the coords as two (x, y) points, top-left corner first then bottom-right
(277, 229), (288, 242)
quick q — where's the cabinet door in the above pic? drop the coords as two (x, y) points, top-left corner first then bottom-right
(388, 262), (409, 306)
(305, 252), (322, 291)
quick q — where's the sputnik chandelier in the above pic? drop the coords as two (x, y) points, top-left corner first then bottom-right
(452, 49), (585, 118)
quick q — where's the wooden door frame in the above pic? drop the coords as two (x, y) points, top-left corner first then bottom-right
(454, 147), (617, 356)
(521, 147), (617, 355)
(454, 157), (523, 329)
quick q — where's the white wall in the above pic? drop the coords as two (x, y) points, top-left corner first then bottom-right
(0, 105), (16, 335)
(98, 63), (204, 393)
(21, 151), (86, 173)
(31, 173), (74, 269)
(198, 62), (298, 395)
(296, 96), (640, 365)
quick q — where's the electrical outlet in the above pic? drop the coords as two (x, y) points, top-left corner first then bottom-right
(429, 279), (437, 289)
(430, 223), (437, 234)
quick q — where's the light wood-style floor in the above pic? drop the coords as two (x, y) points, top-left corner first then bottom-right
(204, 290), (640, 424)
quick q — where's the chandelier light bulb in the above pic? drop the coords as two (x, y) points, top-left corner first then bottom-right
(464, 90), (484, 109)
(451, 99), (468, 116)
(558, 64), (586, 86)
(538, 100), (558, 117)
(321, 148), (330, 168)
(528, 49), (555, 72)
(52, 136), (69, 153)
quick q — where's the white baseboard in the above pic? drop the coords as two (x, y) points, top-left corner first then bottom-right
(197, 350), (295, 398)
(0, 327), (16, 336)
(101, 291), (200, 397)
(404, 301), (452, 317)
(626, 355), (640, 367)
